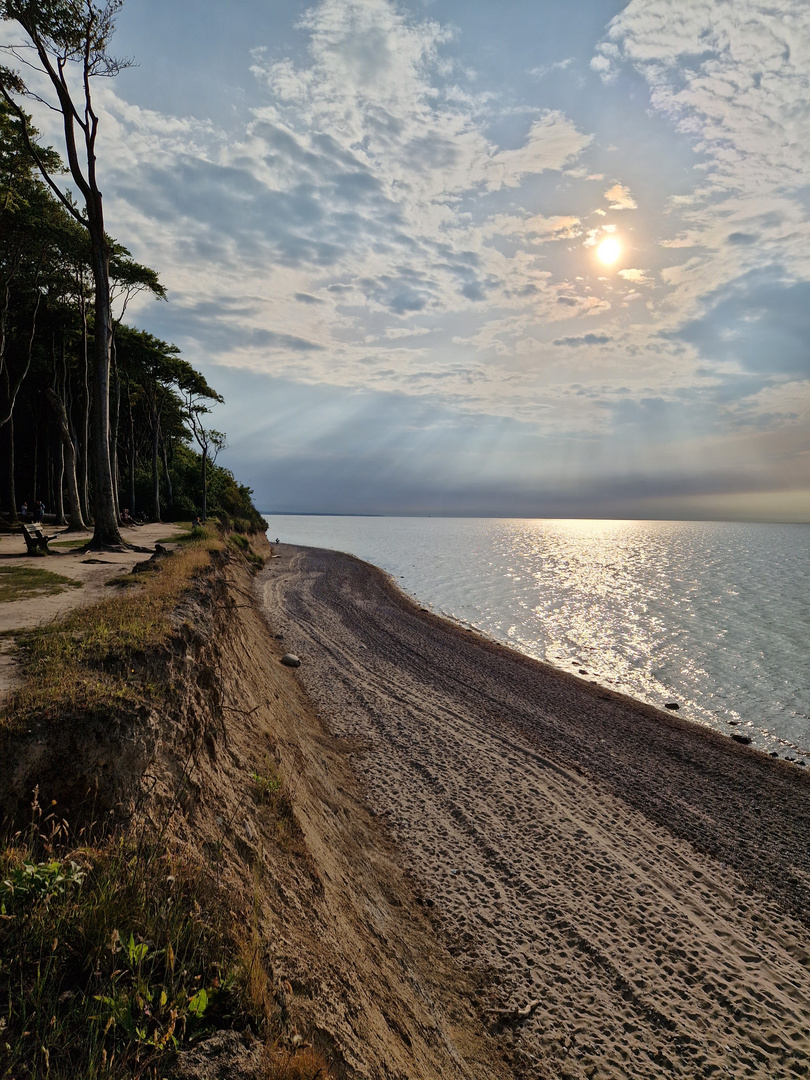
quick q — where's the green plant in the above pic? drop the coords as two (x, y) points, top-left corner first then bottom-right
(252, 770), (282, 801)
(0, 833), (240, 1079)
(250, 763), (305, 854)
(0, 858), (86, 913)
(0, 566), (82, 603)
(93, 929), (219, 1055)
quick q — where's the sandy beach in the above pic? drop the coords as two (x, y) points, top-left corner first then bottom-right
(259, 544), (810, 1079)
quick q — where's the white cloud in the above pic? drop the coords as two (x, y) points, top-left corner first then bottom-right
(604, 182), (637, 209)
(619, 268), (652, 285)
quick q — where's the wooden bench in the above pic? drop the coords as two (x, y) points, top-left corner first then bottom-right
(22, 522), (57, 555)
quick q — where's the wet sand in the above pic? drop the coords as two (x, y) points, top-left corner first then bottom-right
(259, 544), (810, 1079)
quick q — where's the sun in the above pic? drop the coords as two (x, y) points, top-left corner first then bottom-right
(596, 237), (621, 265)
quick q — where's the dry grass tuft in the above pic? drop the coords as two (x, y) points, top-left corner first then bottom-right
(264, 1045), (335, 1080)
(1, 537), (224, 732)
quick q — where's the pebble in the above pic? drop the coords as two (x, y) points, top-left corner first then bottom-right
(281, 654), (301, 667)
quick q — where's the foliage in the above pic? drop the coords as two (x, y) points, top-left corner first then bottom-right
(0, 36), (265, 538)
(0, 832), (238, 1079)
(250, 761), (305, 853)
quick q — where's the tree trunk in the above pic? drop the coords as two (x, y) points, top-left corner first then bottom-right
(54, 437), (66, 526)
(161, 434), (173, 511)
(79, 292), (90, 523)
(31, 408), (38, 506)
(111, 335), (121, 521)
(126, 377), (136, 516)
(201, 449), (208, 522)
(87, 228), (125, 547)
(46, 388), (87, 532)
(151, 408), (161, 522)
(3, 409), (15, 521)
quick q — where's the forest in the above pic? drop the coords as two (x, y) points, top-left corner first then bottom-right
(0, 67), (264, 536)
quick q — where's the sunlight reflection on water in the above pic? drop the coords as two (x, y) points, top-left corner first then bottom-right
(264, 515), (810, 758)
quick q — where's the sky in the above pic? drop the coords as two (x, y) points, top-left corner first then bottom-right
(13, 0), (810, 519)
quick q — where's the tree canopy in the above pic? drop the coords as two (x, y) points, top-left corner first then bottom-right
(0, 41), (263, 533)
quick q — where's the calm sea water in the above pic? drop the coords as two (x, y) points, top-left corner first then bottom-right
(263, 516), (810, 760)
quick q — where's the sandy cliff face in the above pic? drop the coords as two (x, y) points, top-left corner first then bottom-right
(0, 540), (512, 1080)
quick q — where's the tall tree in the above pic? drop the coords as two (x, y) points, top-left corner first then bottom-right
(184, 391), (226, 523)
(0, 0), (130, 547)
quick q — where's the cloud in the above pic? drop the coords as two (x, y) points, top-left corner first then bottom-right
(604, 182), (637, 209)
(553, 334), (612, 347)
(618, 268), (651, 285)
(727, 232), (758, 246)
(597, 3), (810, 205)
(485, 112), (592, 190)
(671, 271), (810, 379)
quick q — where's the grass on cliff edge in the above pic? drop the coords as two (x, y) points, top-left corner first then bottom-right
(1, 529), (224, 732)
(0, 530), (336, 1079)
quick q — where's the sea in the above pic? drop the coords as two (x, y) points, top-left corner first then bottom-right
(262, 516), (810, 762)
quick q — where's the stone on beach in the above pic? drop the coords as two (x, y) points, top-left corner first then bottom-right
(280, 653), (301, 667)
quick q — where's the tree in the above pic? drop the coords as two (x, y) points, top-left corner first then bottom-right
(0, 0), (131, 547)
(189, 414), (226, 523)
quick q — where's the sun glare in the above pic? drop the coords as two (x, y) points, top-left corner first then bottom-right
(597, 237), (621, 264)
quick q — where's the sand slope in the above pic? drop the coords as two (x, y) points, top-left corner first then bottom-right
(259, 545), (810, 1080)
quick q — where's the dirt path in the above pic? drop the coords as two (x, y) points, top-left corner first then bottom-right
(259, 545), (810, 1080)
(0, 523), (183, 706)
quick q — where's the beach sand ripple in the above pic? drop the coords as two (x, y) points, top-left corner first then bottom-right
(260, 545), (810, 1079)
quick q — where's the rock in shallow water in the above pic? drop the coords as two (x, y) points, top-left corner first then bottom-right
(280, 653), (301, 667)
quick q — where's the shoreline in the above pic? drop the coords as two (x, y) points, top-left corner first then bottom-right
(261, 520), (810, 763)
(259, 543), (810, 1079)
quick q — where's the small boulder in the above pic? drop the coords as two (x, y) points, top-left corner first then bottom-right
(664, 702), (679, 711)
(280, 653), (301, 668)
(731, 733), (752, 745)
